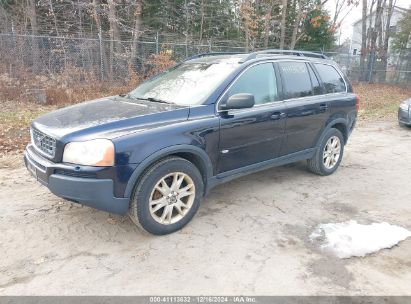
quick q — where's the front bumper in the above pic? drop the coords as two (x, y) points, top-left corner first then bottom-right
(398, 107), (411, 125)
(24, 145), (130, 214)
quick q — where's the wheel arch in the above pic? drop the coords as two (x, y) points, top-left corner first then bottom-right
(318, 118), (349, 146)
(329, 121), (348, 143)
(124, 145), (213, 198)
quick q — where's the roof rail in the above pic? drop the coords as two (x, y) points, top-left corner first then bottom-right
(242, 49), (328, 61)
(184, 52), (244, 62)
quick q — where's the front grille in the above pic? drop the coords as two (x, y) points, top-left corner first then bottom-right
(31, 128), (56, 158)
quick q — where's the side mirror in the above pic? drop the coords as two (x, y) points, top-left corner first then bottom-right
(224, 93), (255, 110)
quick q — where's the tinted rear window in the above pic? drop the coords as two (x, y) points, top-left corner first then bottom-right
(314, 64), (346, 93)
(278, 62), (313, 99)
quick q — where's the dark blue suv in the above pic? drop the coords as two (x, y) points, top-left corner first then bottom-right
(24, 50), (359, 235)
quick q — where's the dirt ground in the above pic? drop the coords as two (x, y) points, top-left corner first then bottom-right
(0, 120), (410, 295)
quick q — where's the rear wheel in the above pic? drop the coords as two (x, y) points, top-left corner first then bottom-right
(307, 128), (344, 176)
(129, 157), (203, 235)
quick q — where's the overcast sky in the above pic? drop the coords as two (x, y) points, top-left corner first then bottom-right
(324, 0), (411, 42)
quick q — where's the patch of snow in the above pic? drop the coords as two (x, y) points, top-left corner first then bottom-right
(310, 220), (411, 259)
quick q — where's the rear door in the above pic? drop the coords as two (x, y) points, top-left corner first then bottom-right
(312, 62), (356, 134)
(217, 62), (287, 173)
(277, 60), (328, 155)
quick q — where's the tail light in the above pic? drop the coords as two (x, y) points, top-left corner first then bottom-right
(355, 95), (360, 112)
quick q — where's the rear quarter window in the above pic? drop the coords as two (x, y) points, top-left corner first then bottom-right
(307, 64), (322, 95)
(314, 64), (346, 93)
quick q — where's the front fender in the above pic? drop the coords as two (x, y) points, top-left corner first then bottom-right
(123, 144), (213, 198)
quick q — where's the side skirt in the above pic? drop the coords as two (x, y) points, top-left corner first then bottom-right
(205, 148), (316, 194)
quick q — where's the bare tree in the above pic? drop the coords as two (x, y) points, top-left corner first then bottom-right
(239, 0), (258, 51)
(329, 0), (359, 30)
(367, 0), (384, 82)
(199, 0), (205, 46)
(290, 0), (304, 49)
(131, 0), (143, 68)
(107, 0), (120, 79)
(27, 0), (40, 72)
(92, 0), (109, 80)
(377, 0), (387, 50)
(184, 0), (189, 56)
(366, 0), (376, 50)
(279, 0), (288, 49)
(359, 0), (367, 80)
(381, 0), (396, 80)
(263, 0), (276, 48)
(46, 0), (70, 70)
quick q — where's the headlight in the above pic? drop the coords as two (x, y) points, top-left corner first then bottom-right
(63, 139), (114, 166)
(400, 102), (410, 111)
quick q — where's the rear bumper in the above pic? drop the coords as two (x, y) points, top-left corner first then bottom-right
(24, 145), (130, 214)
(398, 108), (411, 125)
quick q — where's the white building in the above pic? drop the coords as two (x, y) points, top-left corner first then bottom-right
(350, 6), (409, 57)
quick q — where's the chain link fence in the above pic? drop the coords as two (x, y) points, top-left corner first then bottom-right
(0, 33), (245, 84)
(324, 49), (411, 85)
(0, 33), (410, 97)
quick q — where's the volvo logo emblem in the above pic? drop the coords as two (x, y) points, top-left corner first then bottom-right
(35, 133), (45, 143)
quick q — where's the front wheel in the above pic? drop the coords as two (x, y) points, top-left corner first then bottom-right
(307, 128), (345, 176)
(129, 157), (203, 235)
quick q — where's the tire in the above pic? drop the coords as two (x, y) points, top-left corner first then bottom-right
(307, 128), (345, 176)
(129, 156), (203, 235)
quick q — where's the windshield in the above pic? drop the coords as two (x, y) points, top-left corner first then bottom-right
(129, 59), (240, 106)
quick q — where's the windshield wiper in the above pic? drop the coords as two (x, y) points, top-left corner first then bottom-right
(129, 95), (172, 104)
(120, 94), (174, 104)
(144, 97), (173, 104)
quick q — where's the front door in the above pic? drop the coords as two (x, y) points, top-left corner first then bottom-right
(217, 62), (287, 173)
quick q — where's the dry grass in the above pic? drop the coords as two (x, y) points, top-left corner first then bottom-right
(353, 83), (411, 121)
(0, 101), (59, 154)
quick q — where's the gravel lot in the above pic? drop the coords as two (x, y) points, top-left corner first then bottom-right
(0, 121), (410, 295)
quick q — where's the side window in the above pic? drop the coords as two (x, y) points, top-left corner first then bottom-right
(307, 64), (322, 95)
(225, 63), (279, 106)
(314, 64), (346, 93)
(278, 61), (313, 99)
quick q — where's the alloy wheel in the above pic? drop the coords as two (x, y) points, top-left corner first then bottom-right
(149, 172), (196, 225)
(323, 136), (341, 169)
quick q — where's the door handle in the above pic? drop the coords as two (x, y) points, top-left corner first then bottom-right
(271, 112), (286, 120)
(301, 110), (315, 116)
(319, 103), (328, 112)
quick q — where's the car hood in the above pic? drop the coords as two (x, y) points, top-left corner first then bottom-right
(32, 96), (190, 141)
